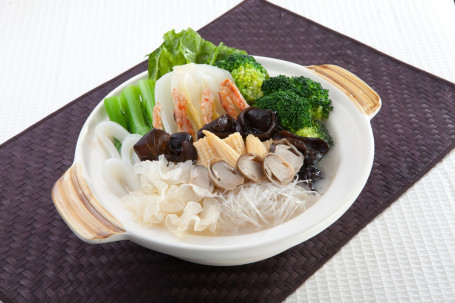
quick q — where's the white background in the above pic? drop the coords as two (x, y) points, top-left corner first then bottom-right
(1, 0), (454, 302)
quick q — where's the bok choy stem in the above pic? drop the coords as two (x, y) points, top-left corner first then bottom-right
(121, 85), (151, 136)
(138, 79), (156, 127)
(104, 96), (128, 130)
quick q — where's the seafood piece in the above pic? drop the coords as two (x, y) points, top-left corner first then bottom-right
(102, 158), (140, 197)
(121, 134), (142, 166)
(201, 87), (214, 124)
(152, 103), (163, 130)
(219, 91), (239, 118)
(95, 121), (130, 159)
(218, 79), (249, 119)
(154, 64), (233, 134)
(172, 89), (195, 137)
(220, 79), (249, 111)
(202, 73), (227, 118)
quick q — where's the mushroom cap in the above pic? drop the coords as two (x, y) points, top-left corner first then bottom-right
(270, 139), (304, 172)
(189, 165), (214, 192)
(273, 130), (329, 166)
(263, 153), (295, 185)
(236, 153), (267, 183)
(208, 158), (245, 191)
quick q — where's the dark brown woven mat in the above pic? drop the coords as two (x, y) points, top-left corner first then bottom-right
(1, 0), (454, 302)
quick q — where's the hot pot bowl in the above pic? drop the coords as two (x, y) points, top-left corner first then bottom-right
(52, 57), (381, 266)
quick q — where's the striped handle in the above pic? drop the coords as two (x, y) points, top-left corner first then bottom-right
(307, 64), (381, 119)
(52, 164), (125, 242)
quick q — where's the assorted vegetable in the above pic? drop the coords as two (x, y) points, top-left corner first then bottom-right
(236, 153), (266, 183)
(261, 75), (333, 121)
(273, 130), (329, 189)
(208, 158), (245, 191)
(133, 129), (197, 163)
(97, 28), (337, 236)
(197, 114), (242, 139)
(255, 75), (333, 143)
(147, 28), (247, 83)
(270, 139), (304, 172)
(153, 63), (246, 135)
(104, 79), (156, 137)
(237, 107), (281, 139)
(215, 54), (269, 103)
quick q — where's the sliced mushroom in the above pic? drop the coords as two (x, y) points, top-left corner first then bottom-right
(189, 165), (214, 192)
(236, 153), (267, 183)
(263, 153), (295, 185)
(208, 158), (244, 191)
(273, 130), (329, 166)
(270, 139), (304, 172)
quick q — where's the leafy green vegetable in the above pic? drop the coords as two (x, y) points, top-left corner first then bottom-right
(261, 75), (294, 95)
(292, 76), (333, 120)
(215, 54), (269, 103)
(148, 28), (247, 82)
(262, 75), (333, 120)
(121, 85), (151, 136)
(137, 79), (156, 127)
(197, 41), (221, 65)
(295, 120), (333, 145)
(104, 95), (128, 130)
(254, 90), (312, 132)
(256, 74), (334, 144)
(104, 95), (128, 151)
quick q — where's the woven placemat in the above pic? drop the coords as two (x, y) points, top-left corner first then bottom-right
(1, 0), (454, 302)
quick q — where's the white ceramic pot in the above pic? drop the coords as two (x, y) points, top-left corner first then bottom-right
(52, 57), (381, 266)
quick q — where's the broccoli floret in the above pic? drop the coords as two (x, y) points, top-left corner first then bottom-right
(261, 75), (333, 120)
(261, 75), (295, 95)
(254, 91), (312, 132)
(292, 76), (333, 120)
(295, 120), (333, 145)
(258, 75), (334, 143)
(215, 54), (269, 104)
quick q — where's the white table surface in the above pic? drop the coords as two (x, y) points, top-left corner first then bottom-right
(1, 0), (454, 302)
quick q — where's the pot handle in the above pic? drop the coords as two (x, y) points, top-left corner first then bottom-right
(52, 164), (125, 243)
(307, 64), (381, 119)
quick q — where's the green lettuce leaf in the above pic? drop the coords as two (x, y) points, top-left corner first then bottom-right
(215, 44), (247, 61)
(148, 28), (247, 82)
(196, 41), (219, 65)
